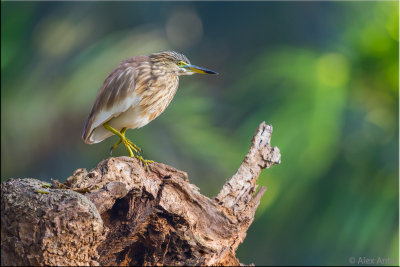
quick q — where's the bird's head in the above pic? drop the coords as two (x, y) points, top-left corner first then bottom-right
(150, 51), (218, 76)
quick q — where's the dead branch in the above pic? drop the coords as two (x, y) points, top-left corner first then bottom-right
(1, 122), (280, 266)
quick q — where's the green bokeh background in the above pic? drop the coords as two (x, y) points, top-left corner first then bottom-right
(1, 1), (398, 266)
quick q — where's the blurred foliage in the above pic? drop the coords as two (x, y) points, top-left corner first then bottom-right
(1, 1), (398, 266)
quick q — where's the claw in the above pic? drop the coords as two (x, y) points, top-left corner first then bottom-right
(135, 155), (153, 171)
(110, 139), (122, 155)
(41, 182), (52, 188)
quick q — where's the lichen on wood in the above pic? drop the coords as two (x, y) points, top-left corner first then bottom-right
(1, 122), (281, 266)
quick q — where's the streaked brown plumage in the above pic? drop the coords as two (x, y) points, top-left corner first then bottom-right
(82, 51), (217, 167)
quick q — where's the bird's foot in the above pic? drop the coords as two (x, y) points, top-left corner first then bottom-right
(110, 136), (142, 155)
(123, 139), (152, 171)
(126, 139), (142, 153)
(36, 189), (50, 194)
(36, 182), (52, 194)
(135, 155), (154, 171)
(103, 124), (150, 170)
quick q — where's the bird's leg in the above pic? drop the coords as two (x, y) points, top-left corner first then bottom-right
(103, 123), (136, 157)
(120, 128), (142, 153)
(108, 127), (143, 155)
(110, 128), (143, 155)
(103, 123), (154, 171)
(109, 128), (128, 154)
(103, 124), (152, 170)
(118, 130), (153, 170)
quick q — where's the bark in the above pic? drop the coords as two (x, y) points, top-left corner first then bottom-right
(1, 122), (281, 266)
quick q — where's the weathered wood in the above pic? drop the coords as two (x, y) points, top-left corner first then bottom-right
(1, 122), (280, 266)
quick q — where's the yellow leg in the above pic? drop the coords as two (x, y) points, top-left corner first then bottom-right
(103, 123), (153, 171)
(135, 155), (154, 171)
(36, 182), (52, 194)
(109, 139), (122, 155)
(121, 128), (142, 152)
(109, 128), (124, 155)
(103, 124), (136, 156)
(109, 127), (143, 155)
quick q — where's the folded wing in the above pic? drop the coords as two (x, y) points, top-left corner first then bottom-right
(82, 57), (148, 144)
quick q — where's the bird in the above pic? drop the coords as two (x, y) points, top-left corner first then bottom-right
(82, 51), (218, 170)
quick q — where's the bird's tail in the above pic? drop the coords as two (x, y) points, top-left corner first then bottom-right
(83, 125), (114, 144)
(82, 114), (113, 144)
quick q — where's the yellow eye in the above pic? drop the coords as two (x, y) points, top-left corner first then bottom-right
(177, 61), (185, 66)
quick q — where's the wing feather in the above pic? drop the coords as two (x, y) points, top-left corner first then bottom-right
(82, 56), (149, 144)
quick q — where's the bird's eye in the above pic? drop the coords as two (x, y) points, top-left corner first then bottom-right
(177, 61), (185, 66)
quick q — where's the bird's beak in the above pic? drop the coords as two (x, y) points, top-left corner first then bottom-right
(183, 64), (218, 75)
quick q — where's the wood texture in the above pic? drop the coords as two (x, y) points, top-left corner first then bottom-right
(1, 122), (281, 266)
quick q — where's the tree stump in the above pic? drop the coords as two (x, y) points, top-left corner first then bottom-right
(1, 122), (281, 266)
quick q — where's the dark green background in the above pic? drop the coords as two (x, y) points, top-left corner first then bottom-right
(2, 1), (398, 266)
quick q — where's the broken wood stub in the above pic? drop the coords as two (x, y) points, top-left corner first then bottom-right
(1, 122), (281, 266)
